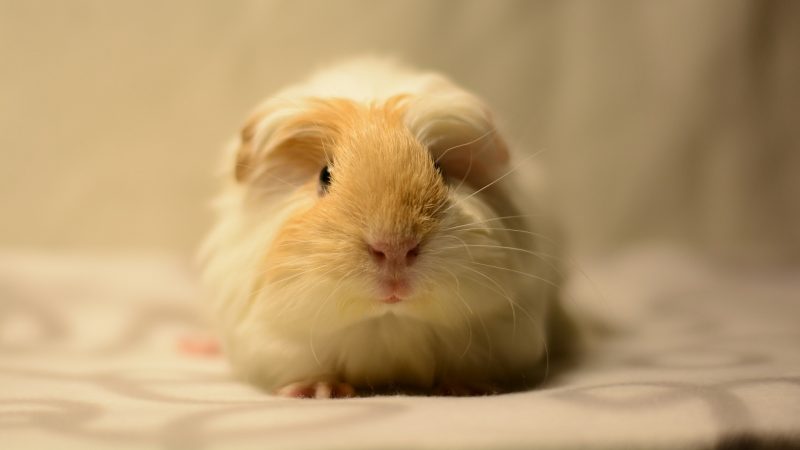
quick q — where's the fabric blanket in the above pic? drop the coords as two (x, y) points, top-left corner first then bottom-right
(1, 246), (798, 449)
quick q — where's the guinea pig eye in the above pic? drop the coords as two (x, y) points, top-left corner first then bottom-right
(318, 165), (332, 195)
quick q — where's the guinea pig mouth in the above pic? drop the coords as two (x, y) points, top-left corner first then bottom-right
(377, 278), (412, 304)
(382, 295), (403, 304)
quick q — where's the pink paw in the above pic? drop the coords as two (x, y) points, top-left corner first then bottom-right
(177, 335), (221, 357)
(276, 381), (356, 399)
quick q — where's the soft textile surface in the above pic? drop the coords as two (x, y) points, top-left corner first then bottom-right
(2, 247), (798, 449)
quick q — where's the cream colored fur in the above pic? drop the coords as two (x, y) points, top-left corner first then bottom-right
(200, 58), (559, 394)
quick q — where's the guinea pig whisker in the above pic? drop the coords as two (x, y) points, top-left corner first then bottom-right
(259, 170), (296, 187)
(457, 242), (559, 269)
(452, 262), (519, 336)
(440, 267), (477, 359)
(246, 272), (317, 317)
(507, 299), (550, 387)
(453, 237), (608, 311)
(449, 145), (475, 202)
(271, 283), (316, 321)
(245, 261), (339, 306)
(441, 151), (542, 216)
(268, 261), (345, 290)
(510, 298), (550, 387)
(273, 278), (338, 321)
(424, 245), (460, 253)
(428, 137), (479, 219)
(447, 226), (562, 247)
(468, 258), (592, 319)
(439, 214), (551, 233)
(438, 234), (476, 261)
(468, 260), (560, 290)
(253, 257), (325, 278)
(458, 245), (591, 314)
(468, 235), (599, 290)
(318, 132), (336, 165)
(452, 240), (565, 281)
(454, 264), (548, 378)
(268, 264), (328, 289)
(233, 162), (300, 189)
(309, 267), (360, 366)
(427, 259), (495, 359)
(423, 245), (482, 261)
(434, 128), (496, 164)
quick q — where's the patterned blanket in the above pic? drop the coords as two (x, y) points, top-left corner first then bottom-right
(2, 246), (798, 449)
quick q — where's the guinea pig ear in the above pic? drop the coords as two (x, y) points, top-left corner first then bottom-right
(233, 108), (270, 183)
(231, 98), (331, 186)
(404, 85), (510, 189)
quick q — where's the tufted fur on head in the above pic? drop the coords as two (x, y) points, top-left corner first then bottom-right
(200, 58), (559, 394)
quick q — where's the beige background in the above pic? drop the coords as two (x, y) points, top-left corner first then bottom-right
(1, 0), (798, 262)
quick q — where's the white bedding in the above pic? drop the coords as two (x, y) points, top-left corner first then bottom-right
(2, 246), (798, 449)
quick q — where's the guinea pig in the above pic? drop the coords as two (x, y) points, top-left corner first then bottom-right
(200, 58), (566, 398)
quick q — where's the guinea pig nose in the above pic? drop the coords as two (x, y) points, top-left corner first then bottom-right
(367, 239), (420, 267)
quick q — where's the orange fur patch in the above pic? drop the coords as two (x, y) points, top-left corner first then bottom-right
(255, 96), (450, 287)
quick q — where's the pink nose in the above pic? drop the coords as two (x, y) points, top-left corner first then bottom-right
(368, 239), (420, 267)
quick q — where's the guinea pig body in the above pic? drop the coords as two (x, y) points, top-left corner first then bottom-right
(200, 58), (562, 397)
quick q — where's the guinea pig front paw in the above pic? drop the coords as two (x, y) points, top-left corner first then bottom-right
(176, 334), (221, 357)
(275, 380), (356, 399)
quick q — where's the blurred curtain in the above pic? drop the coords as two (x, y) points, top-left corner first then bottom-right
(1, 0), (797, 262)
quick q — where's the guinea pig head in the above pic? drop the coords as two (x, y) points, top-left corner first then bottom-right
(233, 94), (515, 331)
